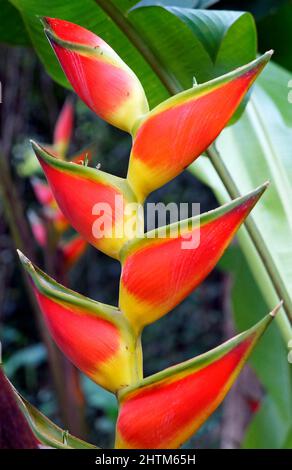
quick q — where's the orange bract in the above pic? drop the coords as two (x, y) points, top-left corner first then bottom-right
(43, 17), (149, 133)
(116, 310), (278, 449)
(119, 184), (267, 331)
(127, 53), (272, 201)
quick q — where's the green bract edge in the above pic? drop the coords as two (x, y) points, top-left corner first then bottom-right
(133, 51), (273, 131)
(30, 140), (137, 203)
(120, 182), (269, 263)
(119, 306), (279, 402)
(17, 250), (121, 322)
(12, 386), (99, 449)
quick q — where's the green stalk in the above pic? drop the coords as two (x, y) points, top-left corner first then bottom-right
(95, 0), (181, 95)
(206, 144), (292, 343)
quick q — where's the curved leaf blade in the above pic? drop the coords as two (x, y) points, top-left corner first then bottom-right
(131, 6), (256, 84)
(0, 0), (31, 46)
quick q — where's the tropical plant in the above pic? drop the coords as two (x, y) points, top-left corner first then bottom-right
(0, 15), (282, 449)
(1, 0), (292, 450)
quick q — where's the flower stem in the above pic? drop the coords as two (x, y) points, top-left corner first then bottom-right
(206, 144), (292, 343)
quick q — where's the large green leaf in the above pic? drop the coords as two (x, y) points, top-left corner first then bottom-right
(191, 60), (292, 345)
(282, 428), (292, 448)
(131, 4), (256, 83)
(133, 1), (219, 8)
(220, 247), (292, 448)
(0, 0), (30, 45)
(9, 1), (256, 108)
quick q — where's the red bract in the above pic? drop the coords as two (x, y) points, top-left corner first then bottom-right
(127, 53), (272, 201)
(43, 17), (149, 133)
(60, 234), (87, 271)
(120, 184), (267, 331)
(31, 177), (68, 234)
(116, 308), (279, 449)
(18, 251), (142, 393)
(28, 211), (47, 247)
(31, 141), (139, 259)
(53, 97), (74, 157)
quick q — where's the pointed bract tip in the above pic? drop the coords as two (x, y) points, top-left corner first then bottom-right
(17, 249), (32, 269)
(270, 301), (283, 318)
(247, 51), (273, 74)
(16, 248), (23, 259)
(38, 16), (50, 28)
(30, 139), (38, 149)
(260, 50), (274, 63)
(30, 140), (47, 159)
(254, 181), (269, 198)
(260, 179), (269, 191)
(43, 27), (55, 42)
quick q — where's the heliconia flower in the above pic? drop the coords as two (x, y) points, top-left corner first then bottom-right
(119, 183), (268, 332)
(127, 52), (272, 201)
(115, 306), (279, 449)
(60, 234), (87, 271)
(17, 251), (142, 393)
(53, 97), (74, 157)
(42, 17), (149, 133)
(31, 141), (140, 259)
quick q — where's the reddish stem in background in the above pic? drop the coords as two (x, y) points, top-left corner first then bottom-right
(0, 368), (39, 449)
